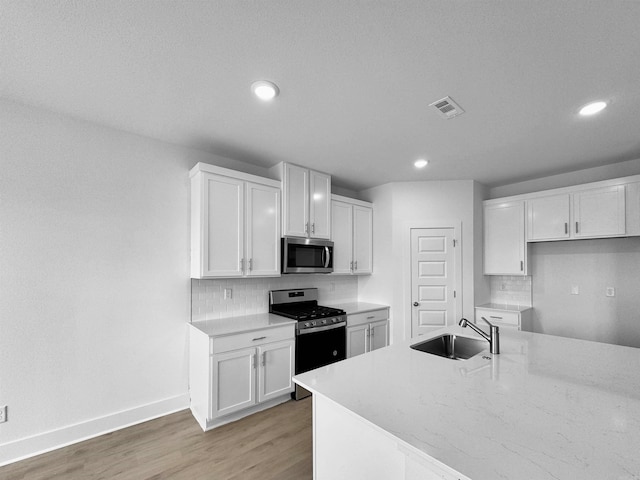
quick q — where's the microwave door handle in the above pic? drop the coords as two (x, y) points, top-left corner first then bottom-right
(324, 246), (330, 268)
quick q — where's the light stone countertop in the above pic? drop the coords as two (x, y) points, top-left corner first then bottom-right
(294, 326), (640, 479)
(476, 303), (532, 312)
(326, 302), (389, 315)
(189, 313), (296, 337)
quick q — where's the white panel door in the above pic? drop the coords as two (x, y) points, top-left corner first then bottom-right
(283, 163), (309, 237)
(204, 174), (244, 277)
(331, 200), (353, 274)
(353, 205), (373, 274)
(245, 182), (281, 276)
(309, 170), (331, 239)
(258, 340), (294, 403)
(211, 348), (256, 418)
(527, 194), (570, 241)
(484, 201), (526, 275)
(411, 228), (457, 337)
(573, 185), (626, 238)
(347, 324), (368, 358)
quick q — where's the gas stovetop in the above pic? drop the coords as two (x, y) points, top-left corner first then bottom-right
(269, 288), (346, 331)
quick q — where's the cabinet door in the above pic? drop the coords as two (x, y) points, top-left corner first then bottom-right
(626, 182), (640, 236)
(258, 340), (295, 403)
(353, 205), (373, 274)
(573, 186), (626, 238)
(347, 324), (368, 358)
(484, 201), (527, 275)
(309, 170), (331, 239)
(369, 320), (388, 352)
(527, 194), (570, 241)
(202, 174), (244, 277)
(283, 163), (309, 237)
(331, 200), (353, 274)
(245, 182), (281, 276)
(211, 348), (256, 418)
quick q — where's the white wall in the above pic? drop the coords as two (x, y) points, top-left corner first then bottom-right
(530, 238), (640, 347)
(0, 99), (266, 465)
(489, 158), (640, 198)
(359, 180), (485, 343)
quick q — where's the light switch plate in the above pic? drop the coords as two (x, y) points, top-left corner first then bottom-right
(571, 285), (579, 295)
(0, 405), (7, 423)
(224, 288), (232, 300)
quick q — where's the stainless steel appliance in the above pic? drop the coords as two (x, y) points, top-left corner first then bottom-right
(281, 237), (333, 274)
(269, 288), (346, 399)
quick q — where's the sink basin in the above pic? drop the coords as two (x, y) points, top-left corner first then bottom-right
(410, 334), (486, 360)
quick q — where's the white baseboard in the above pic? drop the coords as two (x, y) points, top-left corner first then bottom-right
(0, 393), (190, 467)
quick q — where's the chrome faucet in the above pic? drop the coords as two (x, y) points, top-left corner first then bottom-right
(459, 317), (500, 354)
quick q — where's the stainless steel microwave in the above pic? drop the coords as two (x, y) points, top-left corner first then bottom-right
(281, 237), (333, 274)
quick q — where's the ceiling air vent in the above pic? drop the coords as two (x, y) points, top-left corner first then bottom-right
(429, 96), (465, 119)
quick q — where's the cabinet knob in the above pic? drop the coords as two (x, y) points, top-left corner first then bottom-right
(413, 302), (419, 307)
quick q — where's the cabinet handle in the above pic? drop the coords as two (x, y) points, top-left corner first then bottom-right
(240, 258), (244, 271)
(489, 315), (503, 319)
(354, 260), (358, 270)
(249, 258), (253, 271)
(575, 221), (579, 234)
(564, 222), (568, 234)
(311, 223), (315, 234)
(261, 352), (266, 366)
(370, 328), (374, 337)
(350, 261), (354, 271)
(252, 354), (256, 369)
(305, 222), (309, 234)
(252, 336), (267, 341)
(413, 302), (419, 307)
(367, 315), (375, 319)
(520, 261), (524, 271)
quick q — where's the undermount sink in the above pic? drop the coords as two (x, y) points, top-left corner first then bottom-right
(411, 334), (486, 360)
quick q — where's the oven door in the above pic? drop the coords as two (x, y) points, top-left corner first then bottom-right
(296, 324), (346, 374)
(282, 237), (333, 274)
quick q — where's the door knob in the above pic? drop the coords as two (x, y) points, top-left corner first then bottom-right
(413, 302), (419, 307)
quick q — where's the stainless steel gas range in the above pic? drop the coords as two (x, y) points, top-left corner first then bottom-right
(269, 288), (346, 400)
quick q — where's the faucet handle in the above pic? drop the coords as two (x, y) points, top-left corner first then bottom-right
(480, 316), (497, 329)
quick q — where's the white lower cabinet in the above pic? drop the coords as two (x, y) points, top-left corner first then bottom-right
(474, 305), (532, 331)
(346, 308), (389, 358)
(189, 324), (295, 431)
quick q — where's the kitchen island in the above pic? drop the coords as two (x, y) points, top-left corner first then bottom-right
(293, 326), (640, 480)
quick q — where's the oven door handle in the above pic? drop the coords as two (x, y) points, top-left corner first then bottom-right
(297, 321), (346, 335)
(323, 246), (330, 268)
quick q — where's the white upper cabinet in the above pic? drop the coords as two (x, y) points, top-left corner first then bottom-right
(190, 163), (281, 279)
(527, 194), (570, 241)
(627, 182), (640, 236)
(484, 201), (527, 275)
(279, 163), (331, 239)
(331, 195), (373, 275)
(573, 186), (625, 238)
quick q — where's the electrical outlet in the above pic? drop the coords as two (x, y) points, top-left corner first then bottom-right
(0, 405), (7, 423)
(224, 288), (232, 300)
(606, 287), (615, 297)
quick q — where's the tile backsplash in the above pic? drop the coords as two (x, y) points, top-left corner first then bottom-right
(191, 275), (358, 322)
(489, 275), (532, 307)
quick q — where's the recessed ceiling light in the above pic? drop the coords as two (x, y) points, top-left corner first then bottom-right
(579, 101), (607, 116)
(251, 80), (279, 101)
(414, 159), (429, 168)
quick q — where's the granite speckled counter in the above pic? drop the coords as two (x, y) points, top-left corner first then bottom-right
(189, 313), (296, 337)
(294, 326), (640, 479)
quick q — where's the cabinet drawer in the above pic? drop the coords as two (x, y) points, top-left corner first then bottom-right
(212, 325), (294, 354)
(475, 308), (520, 327)
(348, 308), (389, 327)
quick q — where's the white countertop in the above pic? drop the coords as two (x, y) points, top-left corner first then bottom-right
(327, 302), (389, 315)
(476, 303), (532, 312)
(189, 313), (296, 337)
(294, 326), (640, 479)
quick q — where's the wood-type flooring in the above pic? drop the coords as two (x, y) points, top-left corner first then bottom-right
(1, 398), (312, 480)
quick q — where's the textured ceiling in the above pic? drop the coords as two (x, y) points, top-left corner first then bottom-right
(2, 0), (640, 191)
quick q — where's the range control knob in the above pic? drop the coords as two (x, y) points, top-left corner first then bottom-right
(322, 319), (327, 324)
(304, 322), (310, 328)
